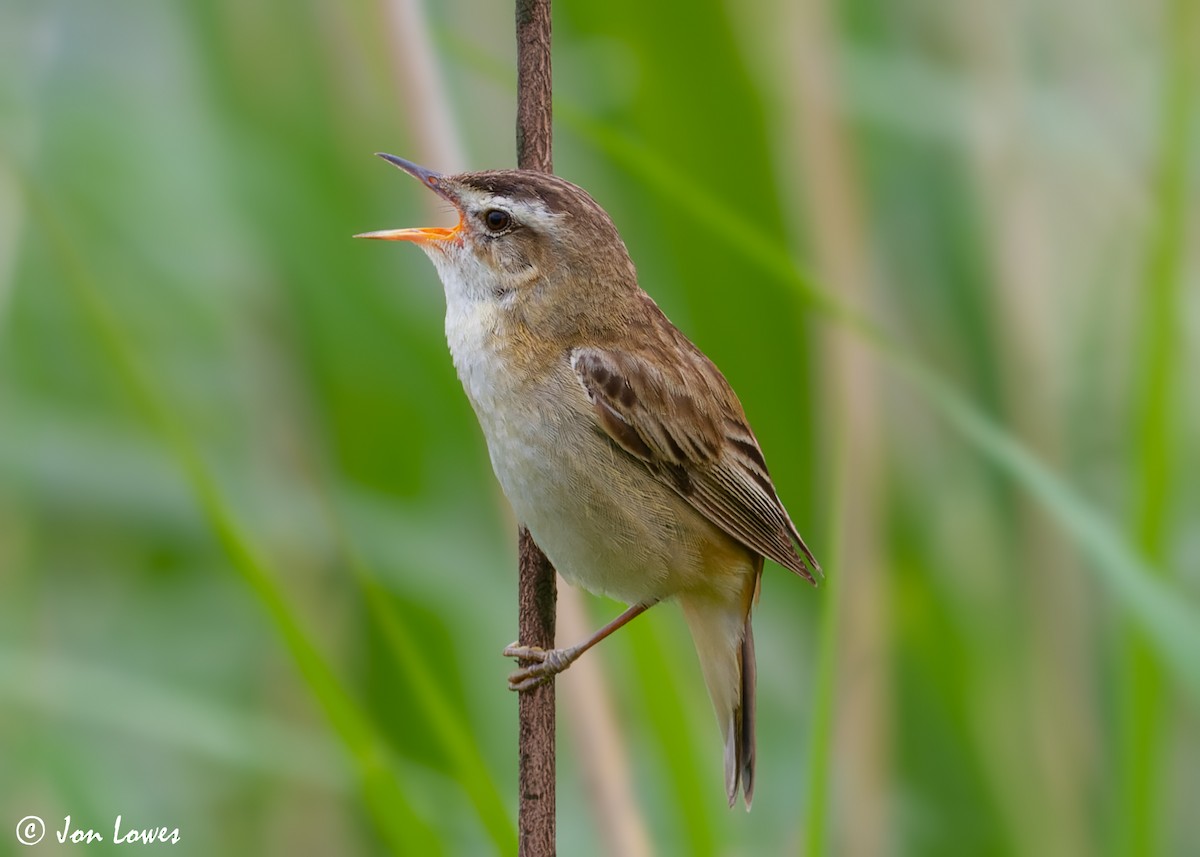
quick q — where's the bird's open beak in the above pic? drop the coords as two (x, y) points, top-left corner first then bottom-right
(354, 153), (463, 243)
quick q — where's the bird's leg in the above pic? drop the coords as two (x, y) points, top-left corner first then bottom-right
(504, 600), (657, 692)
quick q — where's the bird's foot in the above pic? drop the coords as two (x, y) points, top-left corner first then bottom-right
(503, 643), (579, 692)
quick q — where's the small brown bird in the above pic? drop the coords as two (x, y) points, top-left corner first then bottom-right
(357, 154), (819, 807)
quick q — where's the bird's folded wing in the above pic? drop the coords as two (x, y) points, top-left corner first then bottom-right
(571, 345), (818, 581)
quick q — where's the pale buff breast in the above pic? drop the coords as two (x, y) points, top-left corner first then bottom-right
(445, 299), (749, 604)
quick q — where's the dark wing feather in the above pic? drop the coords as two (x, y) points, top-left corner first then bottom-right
(571, 345), (818, 581)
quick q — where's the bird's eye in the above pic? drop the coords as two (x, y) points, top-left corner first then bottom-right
(483, 209), (511, 232)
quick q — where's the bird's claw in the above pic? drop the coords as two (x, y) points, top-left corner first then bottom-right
(503, 642), (575, 692)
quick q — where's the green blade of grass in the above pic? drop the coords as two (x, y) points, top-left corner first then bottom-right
(898, 361), (1200, 699)
(626, 616), (719, 857)
(803, 435), (846, 857)
(329, 511), (518, 854)
(1118, 0), (1198, 852)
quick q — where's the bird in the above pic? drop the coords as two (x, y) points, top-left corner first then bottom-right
(356, 153), (819, 808)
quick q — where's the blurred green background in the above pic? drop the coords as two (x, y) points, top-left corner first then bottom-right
(1, 0), (1197, 854)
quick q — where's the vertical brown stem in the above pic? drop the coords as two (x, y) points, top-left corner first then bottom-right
(515, 2), (555, 855)
(516, 0), (553, 174)
(517, 528), (557, 856)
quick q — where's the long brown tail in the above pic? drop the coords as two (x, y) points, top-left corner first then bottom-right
(678, 585), (758, 809)
(740, 617), (757, 807)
